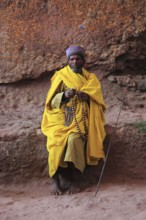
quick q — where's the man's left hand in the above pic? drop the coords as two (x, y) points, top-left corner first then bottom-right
(76, 91), (89, 103)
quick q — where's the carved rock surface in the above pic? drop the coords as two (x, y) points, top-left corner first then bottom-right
(0, 0), (146, 83)
(0, 73), (146, 181)
(0, 0), (146, 182)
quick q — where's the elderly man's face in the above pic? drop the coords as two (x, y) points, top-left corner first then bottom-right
(68, 54), (85, 73)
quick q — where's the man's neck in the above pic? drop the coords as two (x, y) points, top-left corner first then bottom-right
(71, 68), (82, 74)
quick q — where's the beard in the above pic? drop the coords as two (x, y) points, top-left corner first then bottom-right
(71, 66), (82, 73)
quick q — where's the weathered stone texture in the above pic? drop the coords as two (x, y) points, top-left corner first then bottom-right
(0, 75), (51, 180)
(0, 74), (146, 180)
(0, 0), (146, 181)
(104, 125), (146, 180)
(0, 0), (146, 83)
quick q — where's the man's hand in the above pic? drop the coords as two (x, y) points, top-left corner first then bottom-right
(76, 91), (89, 102)
(64, 88), (76, 99)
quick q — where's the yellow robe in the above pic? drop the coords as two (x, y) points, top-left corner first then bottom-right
(41, 65), (106, 177)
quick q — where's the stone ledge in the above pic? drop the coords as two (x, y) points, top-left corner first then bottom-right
(0, 124), (145, 182)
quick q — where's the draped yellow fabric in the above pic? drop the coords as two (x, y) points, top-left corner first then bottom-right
(41, 65), (106, 177)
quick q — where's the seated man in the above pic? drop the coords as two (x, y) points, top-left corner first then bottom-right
(41, 45), (106, 195)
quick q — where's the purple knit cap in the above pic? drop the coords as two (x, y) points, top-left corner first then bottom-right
(66, 46), (85, 58)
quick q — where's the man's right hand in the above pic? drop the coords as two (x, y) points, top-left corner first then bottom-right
(64, 89), (76, 99)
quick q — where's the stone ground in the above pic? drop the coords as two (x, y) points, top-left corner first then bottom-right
(0, 176), (146, 220)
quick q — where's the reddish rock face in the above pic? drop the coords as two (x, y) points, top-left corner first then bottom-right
(0, 0), (146, 181)
(0, 0), (146, 83)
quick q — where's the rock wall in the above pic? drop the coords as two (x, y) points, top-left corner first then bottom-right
(0, 0), (146, 182)
(0, 74), (146, 181)
(104, 125), (146, 180)
(0, 0), (146, 82)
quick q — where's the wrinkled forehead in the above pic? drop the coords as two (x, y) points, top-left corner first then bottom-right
(69, 54), (84, 59)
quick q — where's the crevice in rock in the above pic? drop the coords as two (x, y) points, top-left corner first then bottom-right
(0, 70), (55, 87)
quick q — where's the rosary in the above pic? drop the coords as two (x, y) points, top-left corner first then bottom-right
(71, 98), (88, 141)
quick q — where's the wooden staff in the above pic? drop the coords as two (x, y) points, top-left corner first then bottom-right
(94, 96), (126, 197)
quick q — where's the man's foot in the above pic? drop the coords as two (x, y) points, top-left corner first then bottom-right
(50, 177), (62, 195)
(67, 183), (80, 194)
(59, 172), (80, 194)
(59, 174), (72, 191)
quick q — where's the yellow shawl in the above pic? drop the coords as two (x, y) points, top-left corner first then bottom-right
(41, 65), (106, 177)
